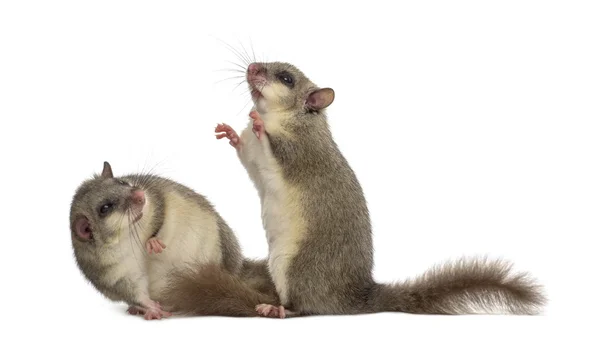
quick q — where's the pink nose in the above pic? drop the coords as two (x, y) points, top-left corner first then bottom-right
(131, 190), (145, 205)
(248, 63), (261, 74)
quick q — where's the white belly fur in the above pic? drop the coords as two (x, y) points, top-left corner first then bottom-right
(97, 187), (223, 305)
(146, 191), (223, 299)
(237, 120), (303, 305)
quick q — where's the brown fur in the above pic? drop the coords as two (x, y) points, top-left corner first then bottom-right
(158, 260), (280, 317)
(371, 257), (545, 315)
(239, 259), (280, 299)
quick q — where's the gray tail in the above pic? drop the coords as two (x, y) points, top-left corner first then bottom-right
(158, 259), (279, 317)
(371, 257), (546, 315)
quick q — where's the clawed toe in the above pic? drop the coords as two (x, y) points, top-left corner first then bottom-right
(249, 111), (265, 140)
(255, 304), (286, 319)
(215, 123), (241, 148)
(146, 238), (166, 254)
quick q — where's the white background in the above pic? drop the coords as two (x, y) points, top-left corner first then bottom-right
(1, 0), (598, 336)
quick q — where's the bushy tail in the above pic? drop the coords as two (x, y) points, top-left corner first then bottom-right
(158, 259), (279, 317)
(371, 257), (546, 315)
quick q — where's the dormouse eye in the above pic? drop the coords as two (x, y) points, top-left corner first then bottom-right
(277, 72), (295, 87)
(117, 179), (129, 186)
(99, 203), (113, 215)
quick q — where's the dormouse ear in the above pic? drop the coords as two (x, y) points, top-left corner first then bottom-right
(101, 161), (113, 179)
(73, 216), (93, 242)
(306, 88), (335, 111)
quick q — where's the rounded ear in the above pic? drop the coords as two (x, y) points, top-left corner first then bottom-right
(101, 161), (113, 179)
(306, 88), (335, 111)
(72, 216), (93, 242)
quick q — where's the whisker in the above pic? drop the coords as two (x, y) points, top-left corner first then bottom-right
(219, 39), (251, 68)
(115, 209), (128, 258)
(232, 78), (248, 92)
(237, 38), (253, 66)
(226, 60), (247, 71)
(215, 75), (246, 85)
(249, 36), (257, 63)
(127, 210), (139, 257)
(129, 208), (146, 254)
(133, 160), (164, 190)
(128, 218), (146, 272)
(235, 94), (254, 117)
(237, 87), (252, 98)
(213, 68), (245, 74)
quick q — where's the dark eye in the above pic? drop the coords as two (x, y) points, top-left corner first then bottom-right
(277, 72), (294, 87)
(117, 179), (128, 186)
(99, 203), (113, 215)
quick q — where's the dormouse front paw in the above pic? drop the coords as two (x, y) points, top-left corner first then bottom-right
(249, 111), (265, 140)
(215, 123), (241, 148)
(145, 237), (166, 254)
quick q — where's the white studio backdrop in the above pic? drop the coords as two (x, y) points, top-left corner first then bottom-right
(0, 1), (598, 336)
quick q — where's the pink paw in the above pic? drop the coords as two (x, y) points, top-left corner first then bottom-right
(143, 301), (172, 320)
(215, 123), (241, 148)
(146, 237), (166, 254)
(255, 304), (286, 319)
(143, 308), (171, 320)
(249, 111), (265, 140)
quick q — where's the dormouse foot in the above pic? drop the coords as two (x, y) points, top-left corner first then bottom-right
(215, 123), (241, 148)
(143, 307), (171, 320)
(145, 237), (166, 254)
(126, 302), (171, 320)
(255, 304), (286, 319)
(140, 301), (172, 320)
(249, 111), (265, 140)
(127, 305), (144, 315)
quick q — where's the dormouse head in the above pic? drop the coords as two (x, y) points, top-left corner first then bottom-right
(69, 162), (148, 246)
(246, 62), (335, 116)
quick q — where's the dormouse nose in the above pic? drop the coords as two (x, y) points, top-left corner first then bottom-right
(248, 63), (262, 75)
(131, 189), (145, 205)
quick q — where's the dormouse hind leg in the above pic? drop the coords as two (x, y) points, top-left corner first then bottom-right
(145, 237), (166, 254)
(116, 278), (172, 320)
(215, 123), (242, 148)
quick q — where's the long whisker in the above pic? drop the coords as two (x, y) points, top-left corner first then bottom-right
(215, 75), (246, 85)
(218, 39), (251, 68)
(235, 93), (254, 117)
(133, 160), (164, 191)
(127, 209), (139, 256)
(237, 88), (252, 98)
(115, 208), (128, 259)
(128, 207), (146, 254)
(211, 36), (260, 119)
(249, 36), (257, 63)
(127, 209), (147, 272)
(237, 38), (253, 66)
(213, 68), (245, 74)
(232, 78), (248, 92)
(226, 60), (247, 71)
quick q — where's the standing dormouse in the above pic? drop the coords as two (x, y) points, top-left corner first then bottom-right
(70, 162), (279, 319)
(215, 62), (546, 318)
